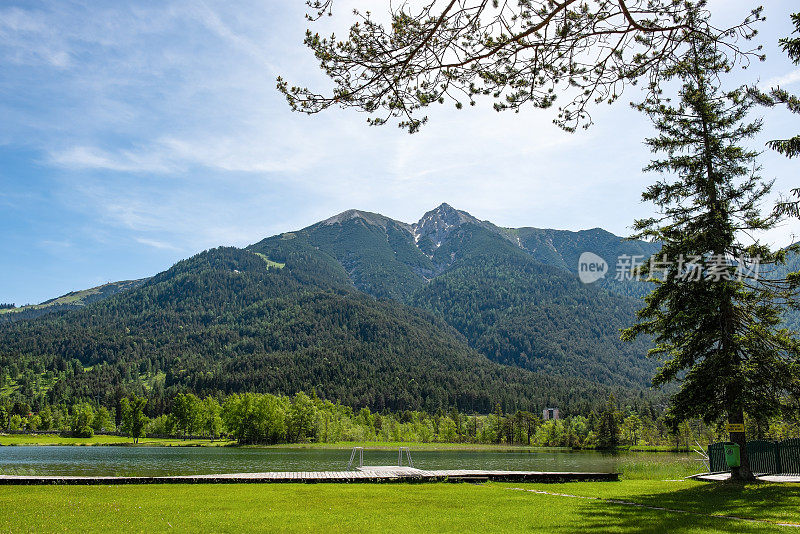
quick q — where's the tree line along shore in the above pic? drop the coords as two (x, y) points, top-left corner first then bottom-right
(3, 391), (799, 448)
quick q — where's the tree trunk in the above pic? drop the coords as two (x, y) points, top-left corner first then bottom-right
(729, 409), (755, 481)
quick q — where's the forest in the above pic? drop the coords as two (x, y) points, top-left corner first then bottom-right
(0, 244), (655, 415)
(5, 390), (797, 449)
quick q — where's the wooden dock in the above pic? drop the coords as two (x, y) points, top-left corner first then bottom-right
(0, 467), (618, 485)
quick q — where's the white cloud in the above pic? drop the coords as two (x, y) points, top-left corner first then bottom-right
(5, 0), (800, 259)
(48, 132), (322, 175)
(157, 134), (321, 174)
(0, 6), (71, 67)
(134, 237), (182, 251)
(49, 146), (176, 173)
(187, 2), (278, 73)
(761, 69), (800, 90)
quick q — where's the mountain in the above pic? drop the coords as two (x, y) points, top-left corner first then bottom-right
(776, 244), (800, 332)
(408, 234), (655, 386)
(512, 226), (661, 298)
(250, 209), (433, 300)
(0, 246), (618, 413)
(250, 203), (659, 387)
(0, 203), (669, 412)
(0, 279), (147, 323)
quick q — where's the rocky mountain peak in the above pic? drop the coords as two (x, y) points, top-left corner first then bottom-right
(318, 209), (412, 232)
(413, 203), (480, 248)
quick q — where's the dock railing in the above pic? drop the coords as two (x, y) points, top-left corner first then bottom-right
(347, 447), (364, 470)
(398, 447), (413, 468)
(347, 446), (414, 470)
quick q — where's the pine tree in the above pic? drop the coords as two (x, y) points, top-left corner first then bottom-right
(597, 395), (620, 449)
(622, 32), (800, 480)
(493, 403), (504, 444)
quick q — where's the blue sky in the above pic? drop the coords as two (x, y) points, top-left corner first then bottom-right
(1, 0), (799, 305)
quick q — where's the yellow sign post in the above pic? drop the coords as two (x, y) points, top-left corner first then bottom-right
(726, 423), (745, 433)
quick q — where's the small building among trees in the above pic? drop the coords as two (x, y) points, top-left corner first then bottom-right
(542, 408), (559, 421)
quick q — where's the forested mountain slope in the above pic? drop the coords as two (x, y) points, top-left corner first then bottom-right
(407, 223), (656, 387)
(250, 204), (659, 387)
(0, 246), (622, 413)
(249, 210), (434, 300)
(1, 203), (671, 411)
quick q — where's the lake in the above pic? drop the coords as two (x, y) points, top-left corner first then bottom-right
(0, 446), (698, 477)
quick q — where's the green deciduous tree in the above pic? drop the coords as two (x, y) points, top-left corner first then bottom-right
(91, 406), (114, 433)
(172, 392), (201, 439)
(622, 32), (800, 480)
(621, 414), (643, 446)
(199, 397), (223, 440)
(288, 392), (318, 443)
(492, 403), (504, 444)
(70, 402), (94, 438)
(222, 393), (288, 445)
(120, 395), (149, 444)
(9, 414), (23, 431)
(38, 406), (52, 431)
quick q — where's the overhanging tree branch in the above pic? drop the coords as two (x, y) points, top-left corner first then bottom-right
(279, 0), (765, 132)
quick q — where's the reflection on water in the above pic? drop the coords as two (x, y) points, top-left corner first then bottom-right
(0, 446), (693, 477)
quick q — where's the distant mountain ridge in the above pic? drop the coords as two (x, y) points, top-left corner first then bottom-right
(248, 203), (662, 387)
(251, 203), (661, 298)
(1, 203), (669, 411)
(0, 279), (147, 323)
(0, 245), (615, 412)
(6, 203), (658, 314)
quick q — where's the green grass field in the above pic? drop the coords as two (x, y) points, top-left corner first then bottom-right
(252, 252), (285, 269)
(0, 438), (794, 532)
(0, 480), (797, 533)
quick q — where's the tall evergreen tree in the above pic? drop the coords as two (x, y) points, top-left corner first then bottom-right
(622, 33), (800, 480)
(597, 395), (620, 449)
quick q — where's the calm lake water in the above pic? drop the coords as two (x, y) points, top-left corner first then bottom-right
(0, 446), (695, 477)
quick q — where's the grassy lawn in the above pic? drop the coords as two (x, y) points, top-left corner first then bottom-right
(1, 480), (798, 533)
(0, 434), (234, 447)
(498, 480), (800, 528)
(616, 453), (704, 480)
(1, 437), (792, 531)
(252, 252), (285, 269)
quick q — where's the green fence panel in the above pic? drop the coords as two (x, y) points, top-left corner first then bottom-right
(708, 442), (731, 473)
(779, 438), (800, 476)
(747, 440), (779, 476)
(709, 440), (800, 475)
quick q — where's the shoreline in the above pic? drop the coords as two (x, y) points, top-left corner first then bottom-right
(0, 434), (693, 452)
